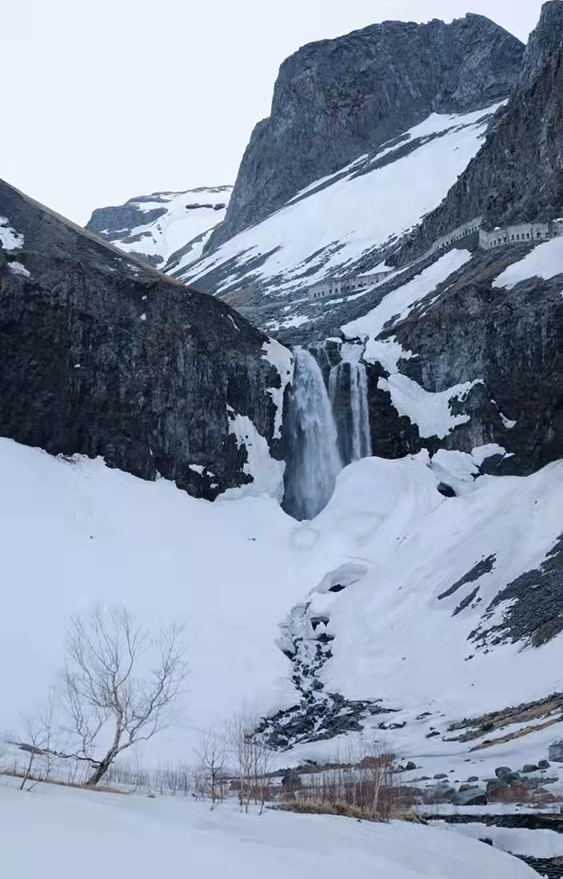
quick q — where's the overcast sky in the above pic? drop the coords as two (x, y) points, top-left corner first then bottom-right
(3, 0), (546, 224)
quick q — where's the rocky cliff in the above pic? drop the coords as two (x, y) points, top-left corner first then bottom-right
(0, 180), (288, 500)
(398, 1), (563, 263)
(208, 15), (524, 251)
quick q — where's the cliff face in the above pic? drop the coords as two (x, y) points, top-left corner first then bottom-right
(0, 181), (288, 500)
(208, 15), (524, 251)
(398, 1), (563, 263)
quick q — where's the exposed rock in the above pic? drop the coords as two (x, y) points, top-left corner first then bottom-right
(549, 741), (563, 762)
(281, 769), (302, 790)
(522, 764), (540, 773)
(209, 15), (523, 250)
(487, 777), (510, 794)
(397, 1), (563, 262)
(452, 788), (488, 806)
(0, 180), (286, 500)
(495, 767), (513, 778)
(539, 759), (551, 769)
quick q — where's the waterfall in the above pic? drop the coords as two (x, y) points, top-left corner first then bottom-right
(283, 348), (342, 521)
(329, 359), (372, 465)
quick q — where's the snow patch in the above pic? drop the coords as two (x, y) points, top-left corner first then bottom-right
(493, 237), (563, 289)
(7, 260), (31, 278)
(342, 249), (472, 340)
(0, 216), (24, 251)
(220, 409), (285, 501)
(262, 339), (293, 440)
(378, 374), (483, 438)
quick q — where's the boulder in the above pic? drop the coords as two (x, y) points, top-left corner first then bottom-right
(522, 764), (539, 773)
(434, 773), (448, 779)
(539, 760), (550, 770)
(281, 770), (302, 790)
(548, 741), (563, 763)
(486, 778), (509, 795)
(405, 761), (417, 771)
(467, 776), (479, 783)
(452, 788), (488, 806)
(494, 766), (512, 778)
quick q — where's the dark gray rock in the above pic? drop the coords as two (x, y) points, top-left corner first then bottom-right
(405, 761), (417, 771)
(281, 769), (302, 790)
(468, 776), (480, 783)
(0, 180), (286, 500)
(487, 778), (510, 794)
(434, 773), (448, 779)
(549, 741), (563, 762)
(398, 2), (563, 263)
(209, 15), (523, 250)
(522, 764), (540, 773)
(539, 760), (551, 769)
(452, 788), (488, 806)
(495, 767), (513, 778)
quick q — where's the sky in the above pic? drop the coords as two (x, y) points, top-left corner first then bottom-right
(3, 0), (546, 224)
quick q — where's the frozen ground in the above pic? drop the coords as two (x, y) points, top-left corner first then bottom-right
(1, 437), (562, 779)
(0, 781), (537, 879)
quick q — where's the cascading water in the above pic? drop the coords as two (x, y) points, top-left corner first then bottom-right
(283, 348), (343, 521)
(329, 355), (372, 466)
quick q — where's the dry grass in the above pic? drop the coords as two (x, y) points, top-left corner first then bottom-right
(0, 767), (124, 795)
(447, 692), (563, 744)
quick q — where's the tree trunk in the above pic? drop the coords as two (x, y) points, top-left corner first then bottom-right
(86, 752), (116, 786)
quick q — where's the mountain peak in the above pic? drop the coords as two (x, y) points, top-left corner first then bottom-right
(207, 15), (524, 253)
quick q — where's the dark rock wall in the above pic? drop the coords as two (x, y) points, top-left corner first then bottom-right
(398, 2), (563, 264)
(208, 15), (523, 250)
(0, 181), (284, 499)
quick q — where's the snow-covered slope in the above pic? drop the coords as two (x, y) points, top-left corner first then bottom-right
(0, 783), (535, 879)
(86, 186), (232, 270)
(178, 105), (502, 307)
(1, 435), (562, 778)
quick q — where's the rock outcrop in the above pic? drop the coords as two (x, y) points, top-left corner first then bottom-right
(208, 15), (524, 250)
(0, 180), (287, 500)
(398, 1), (563, 263)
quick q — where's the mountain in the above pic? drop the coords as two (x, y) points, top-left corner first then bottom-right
(180, 102), (504, 308)
(206, 14), (524, 251)
(397, 0), (563, 264)
(0, 179), (289, 501)
(87, 185), (232, 270)
(3, 5), (563, 843)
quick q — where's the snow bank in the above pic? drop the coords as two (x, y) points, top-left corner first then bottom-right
(493, 236), (563, 289)
(0, 783), (535, 879)
(343, 249), (471, 340)
(0, 438), (298, 760)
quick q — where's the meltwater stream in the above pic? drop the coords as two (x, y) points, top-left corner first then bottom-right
(283, 348), (342, 521)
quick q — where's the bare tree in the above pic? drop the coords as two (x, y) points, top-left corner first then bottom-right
(196, 729), (227, 808)
(18, 690), (58, 790)
(228, 708), (273, 813)
(62, 605), (188, 786)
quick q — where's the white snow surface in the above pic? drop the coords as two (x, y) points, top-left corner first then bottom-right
(378, 375), (482, 439)
(493, 236), (563, 290)
(181, 105), (500, 298)
(0, 782), (536, 879)
(0, 438), (298, 760)
(98, 187), (232, 270)
(1, 437), (563, 777)
(342, 250), (472, 341)
(220, 409), (286, 501)
(7, 260), (31, 278)
(261, 339), (294, 439)
(0, 216), (24, 251)
(438, 820), (563, 859)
